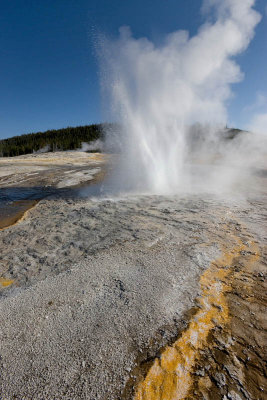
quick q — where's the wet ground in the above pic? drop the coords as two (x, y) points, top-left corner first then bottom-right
(131, 211), (266, 400)
(0, 153), (266, 399)
(0, 188), (51, 230)
(0, 151), (107, 229)
(0, 194), (266, 399)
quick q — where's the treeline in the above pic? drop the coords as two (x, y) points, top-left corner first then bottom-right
(0, 124), (104, 157)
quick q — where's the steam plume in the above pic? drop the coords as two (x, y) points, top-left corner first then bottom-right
(99, 0), (261, 194)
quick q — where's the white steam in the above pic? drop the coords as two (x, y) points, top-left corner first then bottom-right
(248, 112), (267, 135)
(99, 0), (262, 194)
(33, 144), (51, 154)
(79, 139), (104, 152)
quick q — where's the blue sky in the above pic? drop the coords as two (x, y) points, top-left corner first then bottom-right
(0, 0), (266, 139)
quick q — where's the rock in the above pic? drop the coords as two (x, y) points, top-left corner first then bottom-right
(227, 390), (242, 400)
(214, 372), (226, 388)
(195, 368), (205, 377)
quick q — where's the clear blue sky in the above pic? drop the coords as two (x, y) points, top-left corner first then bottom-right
(0, 0), (266, 139)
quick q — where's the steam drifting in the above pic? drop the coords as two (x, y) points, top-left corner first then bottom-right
(100, 0), (261, 194)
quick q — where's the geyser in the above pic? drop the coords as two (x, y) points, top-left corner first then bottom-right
(99, 0), (261, 194)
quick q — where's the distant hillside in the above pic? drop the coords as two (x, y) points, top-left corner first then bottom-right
(223, 128), (244, 139)
(0, 124), (103, 157)
(0, 124), (244, 158)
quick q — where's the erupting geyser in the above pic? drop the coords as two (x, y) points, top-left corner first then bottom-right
(99, 0), (261, 194)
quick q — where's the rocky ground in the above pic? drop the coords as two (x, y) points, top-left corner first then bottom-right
(0, 154), (266, 399)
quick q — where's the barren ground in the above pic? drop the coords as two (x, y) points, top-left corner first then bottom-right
(0, 151), (107, 229)
(0, 151), (107, 188)
(0, 152), (266, 399)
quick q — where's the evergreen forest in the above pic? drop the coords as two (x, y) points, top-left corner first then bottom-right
(0, 124), (103, 157)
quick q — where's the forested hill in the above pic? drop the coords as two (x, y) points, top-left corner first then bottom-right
(0, 124), (244, 158)
(0, 124), (103, 157)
